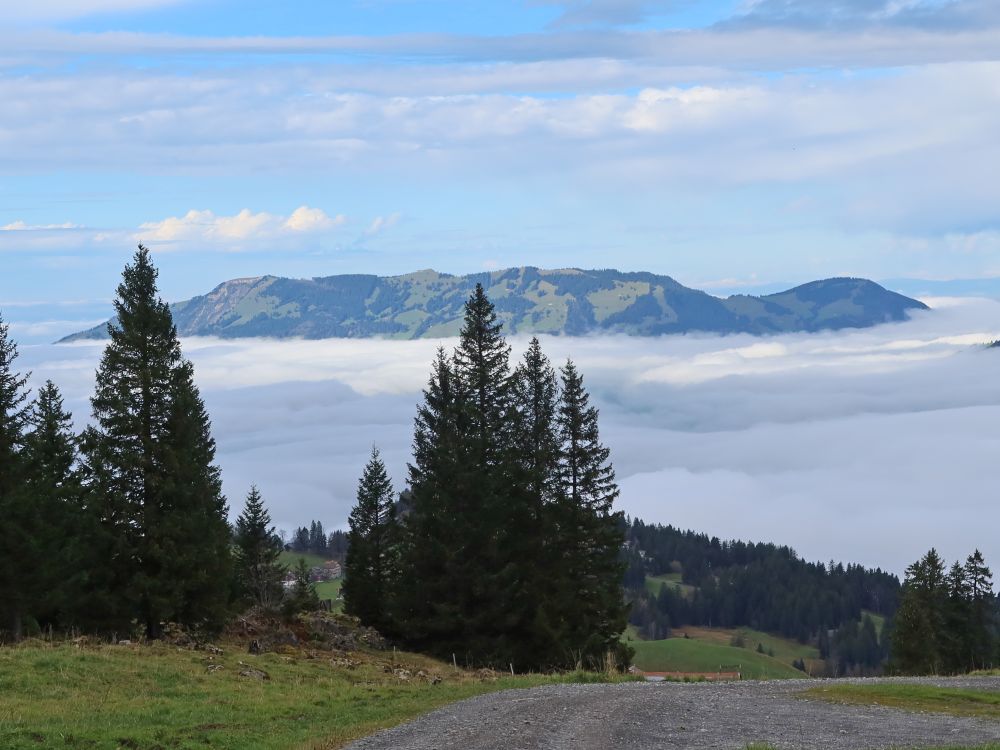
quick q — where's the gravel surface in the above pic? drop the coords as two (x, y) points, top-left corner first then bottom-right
(346, 676), (1000, 750)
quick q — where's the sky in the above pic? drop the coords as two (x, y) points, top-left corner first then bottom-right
(17, 295), (1000, 575)
(4, 1), (1000, 575)
(2, 0), (1000, 310)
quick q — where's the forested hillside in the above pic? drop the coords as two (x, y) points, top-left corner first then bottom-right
(624, 520), (901, 675)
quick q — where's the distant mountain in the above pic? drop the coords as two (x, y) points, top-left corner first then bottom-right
(59, 267), (929, 342)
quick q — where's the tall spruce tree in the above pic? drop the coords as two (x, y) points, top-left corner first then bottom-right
(393, 348), (469, 652)
(82, 246), (232, 637)
(964, 550), (994, 670)
(508, 337), (563, 663)
(513, 338), (560, 508)
(891, 548), (948, 674)
(20, 381), (84, 629)
(392, 289), (629, 670)
(234, 486), (285, 610)
(944, 560), (971, 672)
(552, 359), (630, 667)
(450, 285), (535, 664)
(0, 313), (31, 639)
(344, 446), (396, 629)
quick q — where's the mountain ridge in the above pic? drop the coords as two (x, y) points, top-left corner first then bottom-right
(59, 266), (929, 342)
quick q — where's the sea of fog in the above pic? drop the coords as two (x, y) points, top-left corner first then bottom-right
(14, 296), (1000, 577)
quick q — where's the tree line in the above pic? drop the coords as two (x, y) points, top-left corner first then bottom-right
(890, 547), (997, 674)
(0, 248), (233, 639)
(342, 285), (630, 671)
(624, 519), (899, 641)
(0, 253), (630, 672)
(288, 521), (348, 559)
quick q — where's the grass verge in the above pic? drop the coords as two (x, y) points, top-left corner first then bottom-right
(0, 639), (626, 750)
(803, 683), (1000, 720)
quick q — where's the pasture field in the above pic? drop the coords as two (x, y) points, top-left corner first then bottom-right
(0, 639), (614, 749)
(862, 610), (886, 636)
(278, 550), (330, 569)
(629, 636), (804, 679)
(316, 579), (344, 611)
(644, 573), (696, 597)
(676, 626), (819, 667)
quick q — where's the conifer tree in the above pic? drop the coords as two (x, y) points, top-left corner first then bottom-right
(964, 550), (994, 670)
(234, 486), (285, 610)
(344, 446), (396, 629)
(20, 381), (84, 628)
(392, 288), (630, 670)
(552, 359), (630, 667)
(393, 348), (468, 650)
(450, 285), (536, 664)
(513, 338), (560, 507)
(292, 526), (309, 552)
(944, 560), (971, 672)
(0, 313), (31, 638)
(82, 246), (232, 637)
(454, 284), (513, 461)
(508, 337), (563, 661)
(284, 558), (320, 615)
(891, 548), (948, 674)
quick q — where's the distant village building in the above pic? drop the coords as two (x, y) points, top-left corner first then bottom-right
(318, 561), (342, 581)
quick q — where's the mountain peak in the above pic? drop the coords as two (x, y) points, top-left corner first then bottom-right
(59, 267), (929, 343)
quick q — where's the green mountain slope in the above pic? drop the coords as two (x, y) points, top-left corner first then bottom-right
(60, 267), (928, 342)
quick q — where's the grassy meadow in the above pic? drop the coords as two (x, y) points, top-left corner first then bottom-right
(278, 551), (330, 569)
(627, 573), (817, 678)
(0, 638), (621, 749)
(643, 572), (696, 598)
(629, 636), (804, 679)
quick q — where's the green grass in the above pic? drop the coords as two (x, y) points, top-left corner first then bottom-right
(862, 609), (886, 637)
(0, 639), (618, 750)
(314, 578), (342, 601)
(643, 573), (695, 598)
(804, 683), (1000, 720)
(674, 626), (818, 666)
(278, 551), (329, 569)
(315, 579), (344, 612)
(629, 637), (804, 679)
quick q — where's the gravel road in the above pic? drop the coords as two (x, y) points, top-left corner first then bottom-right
(346, 676), (1000, 750)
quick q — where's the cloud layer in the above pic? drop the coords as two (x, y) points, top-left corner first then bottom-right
(136, 206), (346, 249)
(19, 296), (1000, 575)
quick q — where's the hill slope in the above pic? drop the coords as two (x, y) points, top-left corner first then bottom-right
(628, 637), (804, 679)
(60, 267), (928, 342)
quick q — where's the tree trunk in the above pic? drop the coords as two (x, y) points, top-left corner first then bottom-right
(9, 607), (22, 642)
(146, 616), (164, 640)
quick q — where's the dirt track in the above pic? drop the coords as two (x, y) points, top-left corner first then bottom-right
(345, 676), (1000, 750)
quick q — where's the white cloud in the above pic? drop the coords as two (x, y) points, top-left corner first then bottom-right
(135, 206), (346, 248)
(0, 0), (185, 22)
(2, 60), (997, 241)
(1, 220), (80, 231)
(365, 213), (400, 236)
(284, 206), (345, 233)
(22, 296), (1000, 574)
(534, 0), (678, 28)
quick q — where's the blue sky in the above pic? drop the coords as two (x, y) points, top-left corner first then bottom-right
(2, 0), (1000, 312)
(5, 1), (1000, 568)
